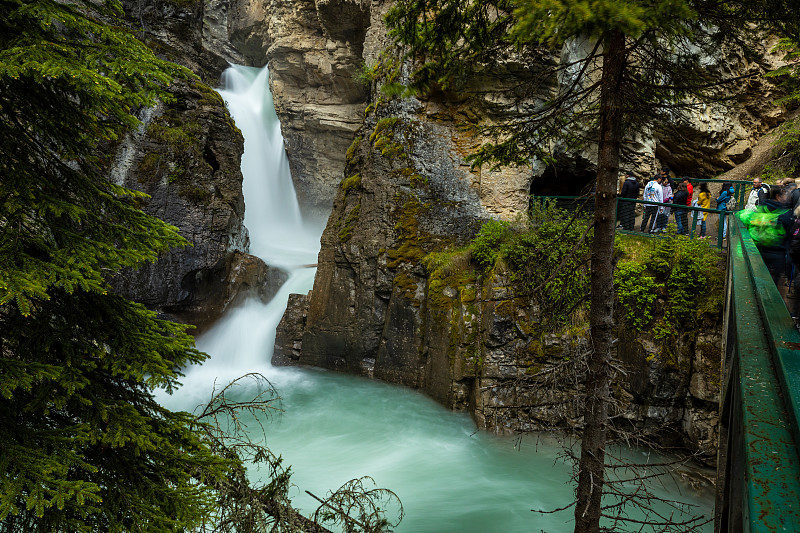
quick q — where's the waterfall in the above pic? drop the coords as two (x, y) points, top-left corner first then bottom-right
(157, 65), (715, 532)
(219, 66), (321, 269)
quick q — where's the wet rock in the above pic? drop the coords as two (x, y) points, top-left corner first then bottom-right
(177, 252), (288, 333)
(111, 81), (255, 330)
(274, 292), (311, 365)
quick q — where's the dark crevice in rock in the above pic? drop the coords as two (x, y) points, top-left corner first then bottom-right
(204, 143), (221, 172)
(530, 156), (597, 197)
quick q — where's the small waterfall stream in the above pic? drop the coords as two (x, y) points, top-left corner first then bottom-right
(158, 65), (714, 532)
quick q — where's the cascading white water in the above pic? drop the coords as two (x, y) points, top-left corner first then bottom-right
(219, 66), (321, 269)
(158, 65), (715, 532)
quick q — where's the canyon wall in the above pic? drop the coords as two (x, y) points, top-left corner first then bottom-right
(119, 0), (787, 458)
(271, 100), (723, 460)
(112, 0), (286, 331)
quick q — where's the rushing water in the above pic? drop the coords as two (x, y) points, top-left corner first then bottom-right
(158, 65), (714, 532)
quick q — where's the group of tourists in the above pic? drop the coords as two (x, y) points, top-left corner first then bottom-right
(619, 168), (800, 320)
(617, 166), (714, 236)
(738, 177), (800, 316)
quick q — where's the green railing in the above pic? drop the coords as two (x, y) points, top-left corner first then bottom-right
(533, 194), (800, 529)
(695, 179), (753, 211)
(534, 195), (733, 248)
(716, 218), (800, 532)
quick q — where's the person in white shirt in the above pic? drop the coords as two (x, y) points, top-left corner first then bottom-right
(656, 175), (673, 232)
(745, 177), (769, 211)
(640, 174), (664, 233)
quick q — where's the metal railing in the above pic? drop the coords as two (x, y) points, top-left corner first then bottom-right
(533, 195), (735, 248)
(532, 194), (800, 530)
(715, 218), (800, 532)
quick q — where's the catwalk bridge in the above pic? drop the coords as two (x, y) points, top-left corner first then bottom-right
(539, 186), (800, 532)
(716, 218), (800, 532)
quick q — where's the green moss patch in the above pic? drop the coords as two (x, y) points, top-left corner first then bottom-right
(386, 196), (426, 268)
(338, 201), (361, 242)
(340, 174), (362, 194)
(346, 135), (363, 164)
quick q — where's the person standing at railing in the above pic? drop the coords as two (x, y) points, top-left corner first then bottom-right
(787, 178), (800, 212)
(640, 174), (663, 233)
(673, 182), (690, 235)
(618, 171), (640, 230)
(696, 182), (711, 237)
(787, 204), (800, 323)
(716, 181), (735, 238)
(682, 176), (693, 204)
(656, 175), (674, 233)
(739, 185), (792, 286)
(745, 177), (770, 211)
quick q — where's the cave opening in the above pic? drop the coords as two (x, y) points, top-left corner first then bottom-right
(530, 158), (597, 198)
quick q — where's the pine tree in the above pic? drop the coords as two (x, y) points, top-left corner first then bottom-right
(386, 1), (799, 532)
(0, 2), (404, 531)
(0, 0), (236, 529)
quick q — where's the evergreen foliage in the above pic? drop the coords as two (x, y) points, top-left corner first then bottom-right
(0, 0), (231, 529)
(387, 0), (786, 169)
(0, 1), (402, 531)
(470, 202), (592, 327)
(615, 231), (725, 335)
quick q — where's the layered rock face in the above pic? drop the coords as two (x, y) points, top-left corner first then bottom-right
(111, 81), (286, 331)
(652, 39), (786, 175)
(264, 0), (371, 221)
(284, 100), (487, 387)
(112, 1), (287, 331)
(266, 0), (785, 460)
(269, 70), (724, 461)
(124, 0), (236, 80)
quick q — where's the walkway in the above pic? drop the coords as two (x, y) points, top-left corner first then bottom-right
(539, 193), (800, 531)
(716, 218), (800, 532)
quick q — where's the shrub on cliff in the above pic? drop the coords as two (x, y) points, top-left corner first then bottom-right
(615, 230), (725, 339)
(470, 200), (592, 327)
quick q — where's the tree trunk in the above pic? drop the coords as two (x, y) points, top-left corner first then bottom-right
(573, 30), (626, 533)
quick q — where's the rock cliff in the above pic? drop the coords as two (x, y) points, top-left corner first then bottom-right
(198, 0), (786, 212)
(263, 0), (370, 221)
(274, 110), (723, 455)
(240, 0), (788, 206)
(265, 0), (782, 460)
(112, 0), (286, 331)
